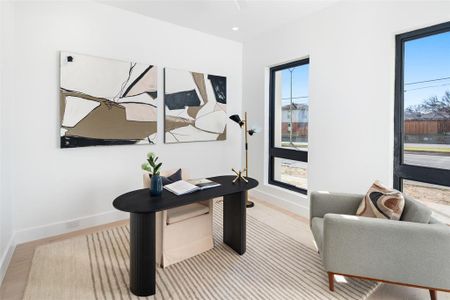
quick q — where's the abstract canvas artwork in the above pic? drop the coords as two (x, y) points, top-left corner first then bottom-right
(164, 68), (227, 143)
(60, 52), (158, 148)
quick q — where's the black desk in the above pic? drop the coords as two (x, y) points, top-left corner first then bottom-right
(113, 175), (258, 297)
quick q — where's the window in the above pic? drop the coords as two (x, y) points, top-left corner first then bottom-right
(402, 179), (450, 223)
(394, 21), (450, 223)
(269, 59), (309, 194)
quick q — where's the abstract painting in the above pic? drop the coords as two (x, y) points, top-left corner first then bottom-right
(60, 52), (158, 148)
(164, 68), (227, 143)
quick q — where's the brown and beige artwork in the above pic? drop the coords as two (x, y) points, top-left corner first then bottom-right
(164, 68), (227, 143)
(60, 52), (157, 148)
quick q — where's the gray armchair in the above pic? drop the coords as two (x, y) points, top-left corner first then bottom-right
(310, 191), (450, 300)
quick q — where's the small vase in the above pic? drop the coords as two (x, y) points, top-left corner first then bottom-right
(150, 174), (163, 196)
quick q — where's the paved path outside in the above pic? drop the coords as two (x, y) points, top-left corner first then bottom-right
(404, 153), (450, 169)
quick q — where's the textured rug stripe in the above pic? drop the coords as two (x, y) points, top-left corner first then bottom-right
(24, 203), (378, 300)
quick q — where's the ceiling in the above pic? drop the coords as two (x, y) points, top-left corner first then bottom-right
(101, 0), (337, 42)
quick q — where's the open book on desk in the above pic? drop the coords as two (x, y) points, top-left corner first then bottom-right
(164, 178), (221, 196)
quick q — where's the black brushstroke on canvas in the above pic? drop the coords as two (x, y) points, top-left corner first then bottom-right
(147, 91), (157, 99)
(114, 62), (137, 101)
(116, 101), (156, 108)
(207, 75), (226, 104)
(165, 90), (201, 110)
(123, 65), (156, 98)
(61, 136), (140, 148)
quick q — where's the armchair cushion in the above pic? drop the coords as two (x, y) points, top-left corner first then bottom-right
(400, 196), (432, 224)
(167, 203), (209, 225)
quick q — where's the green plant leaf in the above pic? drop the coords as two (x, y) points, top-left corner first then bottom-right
(153, 162), (162, 174)
(141, 162), (152, 172)
(143, 152), (162, 175)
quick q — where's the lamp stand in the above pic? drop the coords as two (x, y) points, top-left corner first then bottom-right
(231, 112), (255, 208)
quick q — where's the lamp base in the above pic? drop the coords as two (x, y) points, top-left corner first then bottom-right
(231, 168), (248, 183)
(231, 168), (255, 208)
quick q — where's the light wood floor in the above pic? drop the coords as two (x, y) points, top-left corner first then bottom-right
(0, 198), (448, 300)
(0, 220), (128, 300)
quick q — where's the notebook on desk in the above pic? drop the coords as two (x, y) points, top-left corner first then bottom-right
(164, 178), (220, 195)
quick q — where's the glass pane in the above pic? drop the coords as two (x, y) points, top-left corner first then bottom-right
(403, 31), (450, 170)
(273, 158), (307, 190)
(403, 179), (450, 224)
(273, 63), (309, 151)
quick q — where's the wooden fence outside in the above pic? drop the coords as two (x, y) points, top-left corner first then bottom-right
(404, 120), (450, 135)
(282, 122), (308, 136)
(282, 120), (450, 136)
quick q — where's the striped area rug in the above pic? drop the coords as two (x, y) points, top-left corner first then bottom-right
(24, 203), (378, 300)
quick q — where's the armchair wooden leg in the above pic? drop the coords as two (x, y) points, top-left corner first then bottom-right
(328, 272), (335, 292)
(429, 289), (437, 300)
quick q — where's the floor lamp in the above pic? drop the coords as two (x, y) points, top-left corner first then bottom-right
(229, 112), (255, 208)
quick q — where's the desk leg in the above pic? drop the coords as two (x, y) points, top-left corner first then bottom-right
(129, 212), (155, 297)
(223, 191), (247, 255)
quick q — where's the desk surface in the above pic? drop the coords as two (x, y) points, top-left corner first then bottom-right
(113, 175), (258, 213)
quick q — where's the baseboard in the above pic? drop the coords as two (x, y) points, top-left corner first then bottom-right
(249, 187), (309, 218)
(0, 234), (16, 286)
(14, 210), (129, 245)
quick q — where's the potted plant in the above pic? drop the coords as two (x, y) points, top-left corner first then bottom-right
(141, 152), (163, 196)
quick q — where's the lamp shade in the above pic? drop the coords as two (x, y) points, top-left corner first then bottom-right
(229, 114), (244, 127)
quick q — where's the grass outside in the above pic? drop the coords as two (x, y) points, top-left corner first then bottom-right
(404, 146), (450, 153)
(403, 181), (450, 224)
(403, 181), (450, 206)
(281, 142), (308, 149)
(280, 164), (307, 190)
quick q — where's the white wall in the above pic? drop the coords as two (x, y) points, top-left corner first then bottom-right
(243, 1), (450, 216)
(6, 1), (242, 243)
(0, 0), (15, 283)
(0, 0), (15, 280)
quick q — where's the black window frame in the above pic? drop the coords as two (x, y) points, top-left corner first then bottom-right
(394, 21), (450, 191)
(268, 58), (310, 194)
